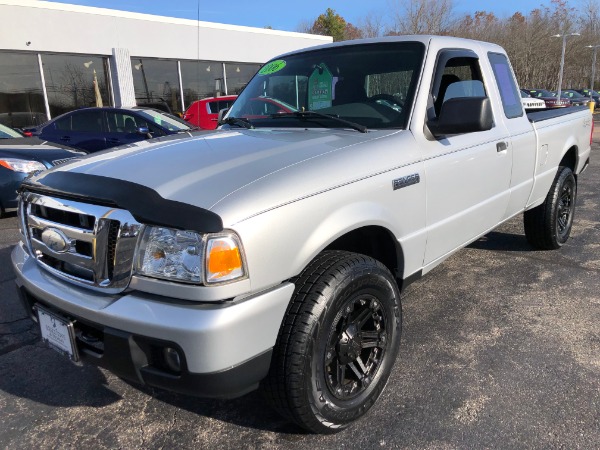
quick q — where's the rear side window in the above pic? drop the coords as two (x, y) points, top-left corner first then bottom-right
(70, 111), (103, 132)
(55, 116), (72, 131)
(488, 52), (523, 119)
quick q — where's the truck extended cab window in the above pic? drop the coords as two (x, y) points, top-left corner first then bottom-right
(488, 52), (524, 119)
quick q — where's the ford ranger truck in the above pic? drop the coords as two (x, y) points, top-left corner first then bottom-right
(11, 36), (592, 434)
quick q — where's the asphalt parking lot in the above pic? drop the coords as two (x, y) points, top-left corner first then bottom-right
(1, 139), (599, 449)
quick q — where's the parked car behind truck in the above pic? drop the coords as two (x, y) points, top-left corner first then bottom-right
(0, 137), (84, 217)
(523, 89), (571, 108)
(26, 107), (195, 152)
(183, 95), (237, 129)
(12, 36), (592, 434)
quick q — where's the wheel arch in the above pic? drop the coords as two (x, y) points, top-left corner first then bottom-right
(559, 145), (578, 174)
(323, 225), (406, 289)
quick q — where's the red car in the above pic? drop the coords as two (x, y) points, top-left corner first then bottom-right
(243, 97), (297, 117)
(523, 89), (571, 108)
(183, 95), (237, 129)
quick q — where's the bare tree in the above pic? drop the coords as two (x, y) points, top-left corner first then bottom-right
(388, 0), (456, 34)
(298, 0), (600, 90)
(358, 11), (386, 38)
(578, 0), (600, 35)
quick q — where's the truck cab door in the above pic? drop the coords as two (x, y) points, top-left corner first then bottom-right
(419, 49), (512, 267)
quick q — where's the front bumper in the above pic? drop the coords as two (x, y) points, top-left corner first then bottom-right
(12, 243), (294, 398)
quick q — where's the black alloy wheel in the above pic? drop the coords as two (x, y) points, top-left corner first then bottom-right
(556, 178), (575, 241)
(524, 165), (577, 249)
(262, 251), (402, 434)
(324, 294), (389, 400)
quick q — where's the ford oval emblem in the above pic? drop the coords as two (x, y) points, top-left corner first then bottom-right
(41, 228), (70, 253)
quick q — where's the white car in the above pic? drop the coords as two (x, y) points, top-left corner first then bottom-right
(521, 89), (546, 109)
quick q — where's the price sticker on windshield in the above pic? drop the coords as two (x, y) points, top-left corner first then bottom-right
(259, 60), (286, 75)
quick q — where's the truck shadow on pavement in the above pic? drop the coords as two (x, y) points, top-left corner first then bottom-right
(0, 343), (122, 408)
(469, 231), (533, 252)
(122, 379), (309, 435)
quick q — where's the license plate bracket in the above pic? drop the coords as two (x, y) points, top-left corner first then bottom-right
(37, 305), (79, 362)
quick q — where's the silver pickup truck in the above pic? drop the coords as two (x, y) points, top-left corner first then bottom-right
(11, 36), (592, 433)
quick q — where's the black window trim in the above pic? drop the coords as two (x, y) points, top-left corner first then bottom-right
(430, 48), (480, 101)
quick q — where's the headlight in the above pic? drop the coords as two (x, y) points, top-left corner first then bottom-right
(0, 158), (46, 173)
(134, 226), (246, 285)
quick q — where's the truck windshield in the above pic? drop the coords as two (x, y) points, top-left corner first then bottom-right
(227, 42), (425, 130)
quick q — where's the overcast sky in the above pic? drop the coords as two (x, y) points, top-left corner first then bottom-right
(44, 0), (551, 32)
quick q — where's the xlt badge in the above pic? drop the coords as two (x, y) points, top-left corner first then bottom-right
(393, 174), (420, 191)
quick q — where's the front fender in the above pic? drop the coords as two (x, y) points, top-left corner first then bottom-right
(232, 167), (427, 294)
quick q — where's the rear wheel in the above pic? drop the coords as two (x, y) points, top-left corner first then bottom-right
(262, 251), (402, 433)
(524, 166), (577, 249)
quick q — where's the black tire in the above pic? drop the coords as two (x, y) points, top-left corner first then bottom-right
(524, 166), (577, 250)
(261, 251), (402, 434)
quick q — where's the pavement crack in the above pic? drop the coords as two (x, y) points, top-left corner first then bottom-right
(0, 317), (29, 325)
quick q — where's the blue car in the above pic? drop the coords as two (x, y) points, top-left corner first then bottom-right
(28, 107), (196, 152)
(0, 137), (85, 217)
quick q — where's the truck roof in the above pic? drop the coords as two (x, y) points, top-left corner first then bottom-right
(276, 35), (506, 58)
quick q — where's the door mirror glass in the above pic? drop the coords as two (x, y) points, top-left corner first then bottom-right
(428, 97), (493, 137)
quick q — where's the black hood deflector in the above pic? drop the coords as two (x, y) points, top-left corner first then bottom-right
(20, 171), (223, 233)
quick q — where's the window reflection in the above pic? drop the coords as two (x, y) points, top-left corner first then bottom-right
(132, 58), (182, 116)
(225, 63), (261, 95)
(42, 54), (110, 118)
(180, 61), (224, 109)
(0, 50), (263, 128)
(0, 51), (47, 129)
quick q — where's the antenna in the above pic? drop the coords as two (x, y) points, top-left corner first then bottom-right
(197, 0), (200, 102)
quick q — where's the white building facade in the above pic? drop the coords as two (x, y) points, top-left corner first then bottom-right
(0, 0), (331, 127)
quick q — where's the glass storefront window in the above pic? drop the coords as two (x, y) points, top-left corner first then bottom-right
(0, 51), (47, 129)
(180, 60), (225, 110)
(224, 63), (261, 95)
(42, 54), (110, 118)
(131, 58), (182, 116)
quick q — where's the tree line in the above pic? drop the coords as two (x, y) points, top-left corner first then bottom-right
(299, 0), (600, 91)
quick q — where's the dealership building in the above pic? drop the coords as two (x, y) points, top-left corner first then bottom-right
(0, 0), (331, 128)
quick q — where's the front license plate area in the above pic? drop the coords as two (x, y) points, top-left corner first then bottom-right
(37, 305), (79, 362)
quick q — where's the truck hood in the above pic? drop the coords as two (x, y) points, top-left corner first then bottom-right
(50, 128), (406, 225)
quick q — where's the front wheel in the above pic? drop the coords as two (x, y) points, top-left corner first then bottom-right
(261, 251), (402, 433)
(524, 166), (577, 249)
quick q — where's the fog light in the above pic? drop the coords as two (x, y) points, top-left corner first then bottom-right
(163, 347), (181, 373)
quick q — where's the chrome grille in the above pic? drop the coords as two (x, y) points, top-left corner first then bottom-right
(21, 192), (142, 293)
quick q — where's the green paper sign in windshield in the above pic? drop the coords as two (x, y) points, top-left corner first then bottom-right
(258, 60), (286, 75)
(308, 64), (333, 110)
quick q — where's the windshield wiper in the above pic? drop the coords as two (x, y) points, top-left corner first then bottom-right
(220, 116), (254, 129)
(269, 111), (367, 133)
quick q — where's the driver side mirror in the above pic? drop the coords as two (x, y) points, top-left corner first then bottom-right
(428, 97), (493, 138)
(217, 108), (229, 125)
(137, 126), (150, 135)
